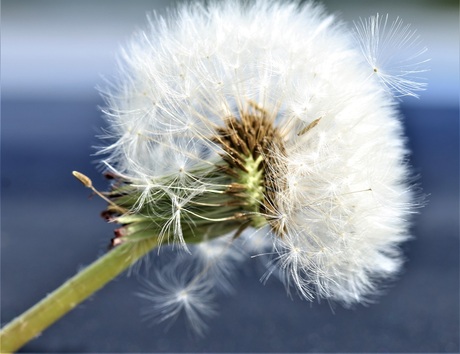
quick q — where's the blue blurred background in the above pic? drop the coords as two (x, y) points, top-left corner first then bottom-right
(1, 0), (459, 352)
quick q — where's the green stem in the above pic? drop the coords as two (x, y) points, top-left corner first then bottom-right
(0, 238), (157, 353)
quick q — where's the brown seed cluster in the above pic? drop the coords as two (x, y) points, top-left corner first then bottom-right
(213, 106), (287, 236)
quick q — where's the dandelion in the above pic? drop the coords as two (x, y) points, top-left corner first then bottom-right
(0, 1), (427, 349)
(100, 0), (425, 316)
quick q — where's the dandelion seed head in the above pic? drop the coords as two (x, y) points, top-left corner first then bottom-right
(100, 0), (423, 311)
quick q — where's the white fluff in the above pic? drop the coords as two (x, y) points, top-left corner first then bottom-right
(100, 0), (424, 310)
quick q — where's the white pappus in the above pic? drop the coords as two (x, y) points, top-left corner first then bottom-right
(97, 0), (427, 333)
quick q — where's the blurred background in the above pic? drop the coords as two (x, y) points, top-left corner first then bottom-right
(1, 0), (458, 352)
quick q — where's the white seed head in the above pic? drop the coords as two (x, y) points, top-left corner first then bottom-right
(99, 0), (425, 318)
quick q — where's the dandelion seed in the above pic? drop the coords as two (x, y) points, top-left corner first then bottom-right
(137, 264), (216, 337)
(353, 13), (429, 98)
(97, 0), (425, 333)
(193, 235), (245, 294)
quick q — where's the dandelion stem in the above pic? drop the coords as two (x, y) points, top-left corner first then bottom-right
(0, 238), (158, 353)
